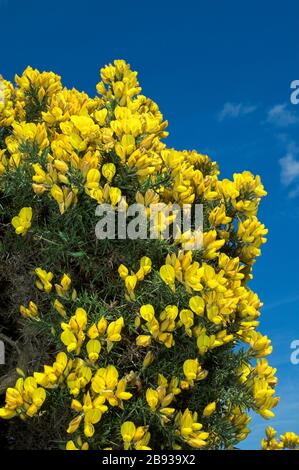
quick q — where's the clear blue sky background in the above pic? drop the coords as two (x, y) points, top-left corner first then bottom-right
(1, 0), (298, 449)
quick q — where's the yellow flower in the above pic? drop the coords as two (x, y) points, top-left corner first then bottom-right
(91, 365), (132, 407)
(107, 317), (124, 351)
(53, 299), (67, 318)
(146, 388), (159, 411)
(61, 330), (78, 353)
(74, 307), (88, 330)
(67, 415), (83, 433)
(50, 184), (64, 204)
(115, 378), (133, 401)
(55, 273), (72, 297)
(66, 438), (89, 450)
(159, 265), (176, 292)
(109, 187), (121, 206)
(118, 264), (129, 279)
(243, 331), (272, 357)
(19, 301), (38, 319)
(68, 391), (108, 438)
(35, 268), (53, 294)
(266, 426), (277, 440)
(136, 335), (152, 347)
(182, 359), (207, 386)
(121, 421), (136, 450)
(125, 274), (137, 300)
(86, 339), (101, 363)
(183, 359), (199, 381)
(177, 409), (209, 448)
(179, 309), (194, 336)
(0, 376), (46, 420)
(88, 323), (99, 339)
(209, 204), (232, 226)
(0, 408), (17, 419)
(54, 159), (68, 173)
(189, 296), (205, 316)
(136, 256), (152, 280)
(50, 185), (77, 214)
(94, 108), (108, 126)
(196, 330), (215, 355)
(70, 115), (97, 135)
(203, 401), (216, 417)
(60, 307), (87, 354)
(140, 256), (152, 274)
(11, 207), (32, 236)
(97, 317), (108, 335)
(140, 304), (155, 322)
(86, 168), (101, 189)
(280, 432), (299, 448)
(115, 135), (135, 161)
(143, 351), (155, 368)
(33, 352), (71, 388)
(102, 163), (116, 182)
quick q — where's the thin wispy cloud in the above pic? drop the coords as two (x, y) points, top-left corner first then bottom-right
(267, 103), (298, 127)
(263, 294), (299, 312)
(280, 152), (299, 186)
(279, 142), (299, 197)
(288, 186), (299, 199)
(218, 102), (257, 121)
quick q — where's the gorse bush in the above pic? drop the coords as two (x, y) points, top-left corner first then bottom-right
(0, 60), (298, 450)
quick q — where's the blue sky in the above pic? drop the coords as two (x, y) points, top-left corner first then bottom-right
(1, 0), (299, 449)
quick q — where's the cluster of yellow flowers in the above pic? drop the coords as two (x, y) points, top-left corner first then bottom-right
(0, 376), (46, 419)
(237, 359), (279, 419)
(1, 61), (168, 215)
(0, 262), (278, 448)
(175, 409), (210, 449)
(262, 427), (299, 450)
(0, 60), (293, 450)
(11, 207), (32, 235)
(118, 256), (152, 300)
(120, 421), (151, 450)
(228, 406), (251, 442)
